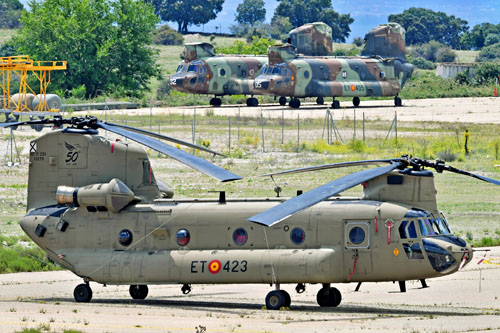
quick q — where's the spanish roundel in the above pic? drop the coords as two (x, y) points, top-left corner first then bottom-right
(208, 260), (221, 274)
(350, 84), (356, 91)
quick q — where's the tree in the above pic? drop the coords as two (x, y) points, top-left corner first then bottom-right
(150, 0), (224, 33)
(272, 0), (353, 42)
(14, 0), (159, 98)
(460, 23), (500, 49)
(0, 0), (24, 28)
(388, 7), (468, 48)
(152, 24), (184, 45)
(235, 0), (265, 26)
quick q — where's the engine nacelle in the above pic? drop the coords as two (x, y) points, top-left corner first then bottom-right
(56, 178), (135, 213)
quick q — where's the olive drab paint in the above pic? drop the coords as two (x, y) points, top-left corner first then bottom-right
(254, 23), (414, 108)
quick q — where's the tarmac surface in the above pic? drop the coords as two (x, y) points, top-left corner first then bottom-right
(0, 247), (499, 332)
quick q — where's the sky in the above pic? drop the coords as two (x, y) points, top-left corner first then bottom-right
(18, 0), (500, 42)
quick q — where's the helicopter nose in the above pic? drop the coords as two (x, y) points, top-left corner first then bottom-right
(254, 79), (269, 90)
(422, 236), (473, 273)
(169, 77), (183, 87)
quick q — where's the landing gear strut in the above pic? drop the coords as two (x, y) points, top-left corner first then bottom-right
(246, 97), (259, 107)
(265, 288), (291, 310)
(289, 98), (300, 109)
(181, 284), (191, 294)
(316, 284), (341, 307)
(331, 99), (340, 109)
(278, 96), (287, 106)
(209, 97), (222, 107)
(394, 96), (402, 107)
(74, 283), (92, 303)
(129, 285), (149, 300)
(352, 97), (360, 107)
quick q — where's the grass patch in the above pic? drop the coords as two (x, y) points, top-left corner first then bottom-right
(0, 235), (60, 273)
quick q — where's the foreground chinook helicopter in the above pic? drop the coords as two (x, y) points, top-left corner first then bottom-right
(2, 117), (499, 309)
(254, 23), (415, 109)
(169, 42), (266, 107)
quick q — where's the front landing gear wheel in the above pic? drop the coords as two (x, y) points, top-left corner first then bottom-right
(316, 96), (324, 105)
(246, 97), (259, 107)
(353, 96), (360, 107)
(265, 290), (286, 310)
(289, 98), (301, 109)
(74, 283), (92, 303)
(316, 287), (341, 307)
(279, 96), (287, 106)
(394, 96), (402, 107)
(332, 100), (340, 109)
(281, 290), (291, 307)
(129, 285), (148, 300)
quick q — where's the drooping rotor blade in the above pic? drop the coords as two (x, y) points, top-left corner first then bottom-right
(103, 121), (224, 156)
(248, 162), (403, 226)
(262, 159), (396, 177)
(97, 121), (242, 182)
(0, 119), (48, 128)
(440, 164), (500, 186)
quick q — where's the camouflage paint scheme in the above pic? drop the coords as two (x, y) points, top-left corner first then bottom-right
(254, 23), (414, 108)
(289, 22), (333, 56)
(169, 42), (266, 106)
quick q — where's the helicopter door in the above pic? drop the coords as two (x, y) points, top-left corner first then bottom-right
(344, 221), (372, 274)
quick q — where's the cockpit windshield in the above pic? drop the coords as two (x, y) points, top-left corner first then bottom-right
(402, 209), (452, 237)
(261, 64), (288, 76)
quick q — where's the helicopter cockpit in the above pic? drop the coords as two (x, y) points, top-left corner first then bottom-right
(254, 63), (293, 92)
(169, 60), (208, 92)
(399, 209), (469, 273)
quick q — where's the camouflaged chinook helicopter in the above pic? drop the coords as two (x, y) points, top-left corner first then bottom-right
(2, 116), (499, 310)
(169, 42), (267, 107)
(254, 23), (415, 109)
(168, 23), (335, 107)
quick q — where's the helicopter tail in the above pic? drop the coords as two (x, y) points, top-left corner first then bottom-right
(361, 23), (407, 61)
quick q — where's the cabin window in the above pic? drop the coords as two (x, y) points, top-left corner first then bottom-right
(403, 242), (425, 259)
(119, 229), (133, 246)
(290, 227), (305, 245)
(233, 228), (248, 246)
(348, 226), (365, 244)
(241, 70), (247, 78)
(380, 71), (385, 78)
(219, 68), (226, 77)
(304, 70), (310, 79)
(399, 220), (417, 239)
(176, 229), (190, 246)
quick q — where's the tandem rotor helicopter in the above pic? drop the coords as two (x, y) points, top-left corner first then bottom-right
(2, 116), (500, 309)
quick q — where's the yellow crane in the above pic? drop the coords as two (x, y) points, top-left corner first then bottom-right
(0, 55), (67, 112)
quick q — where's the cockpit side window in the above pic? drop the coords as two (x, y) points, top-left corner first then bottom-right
(188, 64), (197, 72)
(266, 66), (273, 75)
(399, 220), (417, 239)
(418, 219), (437, 236)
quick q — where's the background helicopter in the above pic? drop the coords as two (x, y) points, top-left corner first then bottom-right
(168, 23), (334, 107)
(254, 23), (415, 109)
(2, 117), (499, 310)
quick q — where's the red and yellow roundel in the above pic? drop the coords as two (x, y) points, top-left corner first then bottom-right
(208, 260), (221, 274)
(350, 84), (356, 91)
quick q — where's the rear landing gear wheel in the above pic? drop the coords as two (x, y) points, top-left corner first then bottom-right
(289, 98), (301, 109)
(279, 96), (287, 106)
(74, 283), (92, 303)
(394, 96), (402, 107)
(246, 97), (259, 107)
(129, 285), (148, 300)
(316, 96), (324, 105)
(281, 290), (291, 307)
(210, 97), (222, 107)
(332, 100), (340, 109)
(316, 286), (341, 307)
(353, 97), (360, 107)
(265, 290), (286, 310)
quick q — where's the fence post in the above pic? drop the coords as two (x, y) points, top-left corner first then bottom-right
(395, 111), (397, 146)
(362, 112), (365, 142)
(228, 117), (231, 151)
(238, 106), (240, 144)
(191, 119), (195, 154)
(261, 112), (265, 152)
(297, 113), (300, 153)
(353, 109), (356, 141)
(281, 106), (284, 144)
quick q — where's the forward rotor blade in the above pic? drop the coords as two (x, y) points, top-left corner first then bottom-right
(97, 121), (241, 182)
(103, 121), (224, 156)
(248, 162), (403, 226)
(0, 119), (48, 128)
(443, 165), (500, 186)
(262, 159), (396, 177)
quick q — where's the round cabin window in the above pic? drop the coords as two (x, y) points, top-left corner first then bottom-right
(304, 71), (310, 79)
(118, 229), (133, 246)
(176, 229), (191, 246)
(349, 227), (365, 244)
(290, 227), (305, 245)
(220, 68), (226, 77)
(232, 228), (248, 246)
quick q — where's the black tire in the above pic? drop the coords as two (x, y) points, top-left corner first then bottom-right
(331, 287), (342, 307)
(129, 285), (149, 300)
(332, 100), (340, 109)
(353, 97), (360, 107)
(209, 98), (215, 106)
(316, 287), (341, 307)
(279, 96), (287, 106)
(265, 290), (285, 310)
(289, 98), (301, 109)
(316, 287), (330, 307)
(316, 96), (324, 105)
(395, 96), (402, 107)
(281, 290), (291, 307)
(251, 97), (259, 107)
(74, 284), (92, 303)
(214, 98), (222, 107)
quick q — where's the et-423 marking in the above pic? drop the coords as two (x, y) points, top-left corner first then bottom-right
(191, 259), (248, 274)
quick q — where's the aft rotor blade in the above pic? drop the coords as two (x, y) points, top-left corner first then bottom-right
(444, 165), (500, 186)
(103, 121), (224, 156)
(0, 119), (48, 128)
(97, 121), (241, 182)
(248, 162), (403, 226)
(262, 159), (396, 177)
